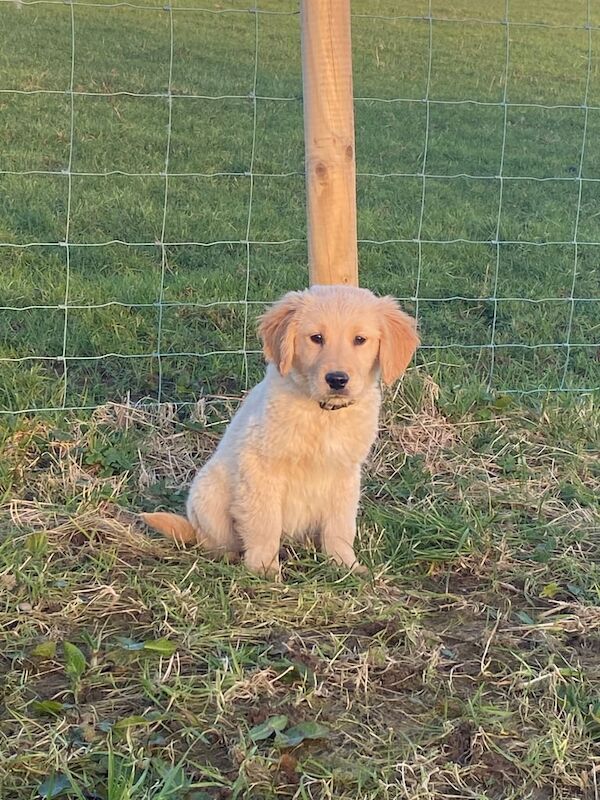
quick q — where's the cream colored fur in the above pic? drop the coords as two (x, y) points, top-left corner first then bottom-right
(142, 285), (419, 576)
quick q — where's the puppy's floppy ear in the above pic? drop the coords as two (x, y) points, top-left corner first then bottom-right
(258, 291), (302, 375)
(378, 297), (420, 384)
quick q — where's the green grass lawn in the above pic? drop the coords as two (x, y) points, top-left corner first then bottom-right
(0, 2), (599, 798)
(0, 0), (599, 408)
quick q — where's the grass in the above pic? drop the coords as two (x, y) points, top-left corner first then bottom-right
(0, 1), (599, 798)
(0, 380), (598, 799)
(1, 0), (599, 407)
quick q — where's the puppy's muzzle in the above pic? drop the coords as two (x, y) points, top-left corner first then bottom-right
(320, 372), (352, 410)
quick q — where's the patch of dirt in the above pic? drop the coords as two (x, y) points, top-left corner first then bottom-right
(567, 631), (600, 655)
(208, 790), (232, 800)
(426, 571), (498, 597)
(183, 730), (237, 779)
(29, 669), (68, 701)
(472, 749), (522, 789)
(337, 617), (410, 650)
(376, 663), (424, 692)
(353, 619), (389, 637)
(445, 720), (474, 765)
(277, 752), (300, 786)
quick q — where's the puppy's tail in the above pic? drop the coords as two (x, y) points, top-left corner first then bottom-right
(141, 511), (198, 545)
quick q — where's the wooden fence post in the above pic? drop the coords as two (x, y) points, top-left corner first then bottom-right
(301, 0), (358, 286)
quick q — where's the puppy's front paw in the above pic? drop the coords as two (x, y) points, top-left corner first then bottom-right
(244, 549), (281, 579)
(325, 547), (367, 576)
(337, 558), (368, 577)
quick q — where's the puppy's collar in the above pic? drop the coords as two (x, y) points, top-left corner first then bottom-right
(319, 399), (354, 411)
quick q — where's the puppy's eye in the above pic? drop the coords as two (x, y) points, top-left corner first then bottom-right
(354, 335), (367, 345)
(310, 334), (324, 345)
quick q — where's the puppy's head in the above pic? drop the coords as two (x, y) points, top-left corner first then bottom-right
(258, 286), (419, 409)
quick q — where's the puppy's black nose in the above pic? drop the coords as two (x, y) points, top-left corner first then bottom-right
(325, 371), (349, 390)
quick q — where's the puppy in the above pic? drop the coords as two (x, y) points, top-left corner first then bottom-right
(143, 285), (419, 576)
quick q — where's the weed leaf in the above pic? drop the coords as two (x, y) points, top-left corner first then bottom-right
(32, 700), (66, 717)
(249, 715), (289, 741)
(276, 721), (330, 747)
(115, 636), (145, 651)
(32, 641), (57, 659)
(142, 638), (177, 656)
(38, 773), (72, 798)
(113, 715), (152, 731)
(63, 642), (87, 681)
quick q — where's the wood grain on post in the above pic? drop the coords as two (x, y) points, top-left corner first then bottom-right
(301, 0), (358, 287)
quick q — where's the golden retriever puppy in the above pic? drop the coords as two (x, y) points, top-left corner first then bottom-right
(143, 285), (419, 576)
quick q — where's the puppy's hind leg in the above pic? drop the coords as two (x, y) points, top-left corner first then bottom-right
(186, 463), (240, 560)
(143, 463), (240, 561)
